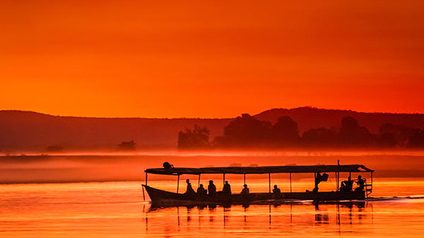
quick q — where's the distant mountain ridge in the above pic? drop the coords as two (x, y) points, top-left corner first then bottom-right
(0, 110), (230, 151)
(255, 107), (424, 133)
(0, 107), (423, 151)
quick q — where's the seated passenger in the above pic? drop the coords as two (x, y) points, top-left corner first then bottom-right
(345, 176), (353, 191)
(355, 175), (365, 192)
(197, 184), (207, 199)
(222, 181), (232, 196)
(340, 181), (347, 192)
(197, 184), (205, 193)
(272, 184), (282, 199)
(340, 176), (353, 192)
(241, 184), (250, 197)
(185, 179), (196, 197)
(208, 180), (217, 197)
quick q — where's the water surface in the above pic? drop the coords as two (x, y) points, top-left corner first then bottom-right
(0, 179), (423, 237)
(1, 153), (424, 237)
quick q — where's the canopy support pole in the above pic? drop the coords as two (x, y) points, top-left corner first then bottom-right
(243, 174), (246, 184)
(198, 174), (201, 187)
(268, 173), (271, 193)
(335, 172), (337, 191)
(223, 173), (226, 186)
(176, 174), (180, 194)
(337, 160), (340, 192)
(142, 186), (145, 201)
(289, 173), (292, 193)
(337, 172), (340, 191)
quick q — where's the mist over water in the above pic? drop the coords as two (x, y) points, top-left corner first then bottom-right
(1, 151), (424, 183)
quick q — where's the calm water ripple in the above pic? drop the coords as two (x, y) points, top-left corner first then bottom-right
(0, 180), (423, 237)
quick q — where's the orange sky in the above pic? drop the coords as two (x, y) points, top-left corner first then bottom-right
(1, 0), (424, 118)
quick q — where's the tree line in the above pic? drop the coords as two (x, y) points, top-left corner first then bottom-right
(178, 113), (424, 149)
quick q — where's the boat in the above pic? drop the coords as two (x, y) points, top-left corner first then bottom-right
(142, 162), (374, 206)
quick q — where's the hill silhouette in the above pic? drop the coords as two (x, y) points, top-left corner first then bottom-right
(255, 107), (424, 133)
(0, 107), (423, 151)
(0, 110), (229, 151)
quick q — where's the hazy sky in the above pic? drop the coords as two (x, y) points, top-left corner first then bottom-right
(1, 0), (424, 117)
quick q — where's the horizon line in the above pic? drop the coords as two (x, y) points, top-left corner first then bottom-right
(1, 106), (423, 119)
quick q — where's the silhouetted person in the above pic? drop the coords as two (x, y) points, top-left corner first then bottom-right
(185, 179), (196, 197)
(340, 176), (353, 192)
(163, 161), (174, 170)
(272, 184), (282, 199)
(241, 184), (250, 197)
(222, 181), (232, 195)
(313, 172), (321, 192)
(355, 175), (365, 192)
(313, 172), (328, 192)
(208, 180), (216, 197)
(197, 184), (207, 199)
(340, 181), (347, 192)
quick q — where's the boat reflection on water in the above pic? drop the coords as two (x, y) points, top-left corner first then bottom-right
(142, 201), (371, 234)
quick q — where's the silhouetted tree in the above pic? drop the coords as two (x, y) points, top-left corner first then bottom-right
(302, 127), (337, 147)
(209, 113), (423, 149)
(379, 123), (416, 147)
(178, 125), (210, 149)
(272, 116), (300, 146)
(407, 129), (424, 148)
(338, 117), (374, 147)
(376, 132), (398, 148)
(215, 113), (272, 147)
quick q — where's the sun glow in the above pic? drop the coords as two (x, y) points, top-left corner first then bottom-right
(1, 1), (424, 117)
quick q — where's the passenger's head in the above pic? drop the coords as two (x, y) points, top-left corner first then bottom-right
(199, 184), (203, 188)
(358, 175), (362, 179)
(209, 180), (213, 184)
(186, 179), (190, 183)
(225, 181), (229, 184)
(243, 184), (247, 188)
(274, 185), (278, 189)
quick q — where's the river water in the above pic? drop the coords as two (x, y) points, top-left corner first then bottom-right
(0, 153), (424, 237)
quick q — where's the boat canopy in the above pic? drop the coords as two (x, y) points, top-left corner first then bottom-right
(145, 164), (374, 175)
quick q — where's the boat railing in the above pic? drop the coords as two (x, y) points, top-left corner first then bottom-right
(364, 178), (373, 197)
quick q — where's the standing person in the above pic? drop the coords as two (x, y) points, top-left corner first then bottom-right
(313, 172), (322, 192)
(208, 180), (216, 197)
(313, 172), (328, 192)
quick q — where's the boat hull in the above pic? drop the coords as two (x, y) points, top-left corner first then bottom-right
(142, 185), (366, 206)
